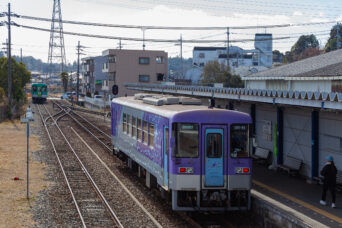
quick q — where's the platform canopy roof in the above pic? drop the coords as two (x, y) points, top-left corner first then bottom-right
(243, 49), (342, 80)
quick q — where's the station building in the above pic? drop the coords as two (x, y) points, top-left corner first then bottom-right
(126, 49), (342, 180)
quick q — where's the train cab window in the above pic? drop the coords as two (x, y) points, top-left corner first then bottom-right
(137, 118), (142, 140)
(230, 124), (249, 158)
(42, 86), (47, 92)
(132, 117), (136, 138)
(206, 133), (222, 158)
(32, 85), (37, 92)
(127, 115), (131, 135)
(173, 123), (199, 158)
(122, 113), (127, 133)
(38, 87), (41, 92)
(142, 120), (148, 144)
(148, 123), (154, 147)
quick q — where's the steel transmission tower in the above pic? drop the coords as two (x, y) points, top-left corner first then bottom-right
(47, 0), (66, 81)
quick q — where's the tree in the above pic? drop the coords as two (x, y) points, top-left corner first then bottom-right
(59, 71), (69, 92)
(324, 23), (342, 53)
(0, 57), (31, 118)
(283, 35), (320, 63)
(200, 61), (243, 88)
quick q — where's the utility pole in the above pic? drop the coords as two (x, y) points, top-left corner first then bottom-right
(7, 3), (12, 119)
(142, 28), (146, 50)
(180, 34), (183, 78)
(20, 48), (22, 63)
(76, 41), (85, 103)
(119, 39), (122, 50)
(226, 27), (230, 71)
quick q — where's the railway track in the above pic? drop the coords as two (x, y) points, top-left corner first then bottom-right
(36, 103), (123, 228)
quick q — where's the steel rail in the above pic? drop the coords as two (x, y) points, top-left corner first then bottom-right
(70, 110), (111, 139)
(42, 104), (124, 228)
(53, 102), (112, 152)
(36, 104), (87, 228)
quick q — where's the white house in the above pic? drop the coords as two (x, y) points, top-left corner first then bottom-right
(244, 48), (342, 93)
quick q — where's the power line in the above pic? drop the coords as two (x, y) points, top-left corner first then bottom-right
(16, 23), (292, 43)
(15, 14), (340, 30)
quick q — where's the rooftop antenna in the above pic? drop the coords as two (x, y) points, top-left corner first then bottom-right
(47, 0), (67, 83)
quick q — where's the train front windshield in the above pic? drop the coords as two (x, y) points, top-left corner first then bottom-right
(230, 124), (249, 158)
(173, 123), (199, 158)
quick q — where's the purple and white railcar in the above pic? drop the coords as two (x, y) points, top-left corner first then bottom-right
(111, 96), (252, 211)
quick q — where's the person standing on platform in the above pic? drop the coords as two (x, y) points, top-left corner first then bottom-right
(320, 155), (337, 208)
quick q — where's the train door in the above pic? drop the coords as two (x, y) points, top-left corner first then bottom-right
(163, 126), (169, 189)
(202, 125), (226, 187)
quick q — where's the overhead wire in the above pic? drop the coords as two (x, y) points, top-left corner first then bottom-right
(15, 14), (340, 30)
(16, 23), (292, 43)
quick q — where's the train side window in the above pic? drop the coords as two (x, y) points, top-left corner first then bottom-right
(127, 115), (131, 135)
(148, 123), (154, 147)
(230, 124), (249, 158)
(132, 116), (136, 138)
(142, 120), (148, 144)
(137, 118), (142, 140)
(123, 113), (127, 133)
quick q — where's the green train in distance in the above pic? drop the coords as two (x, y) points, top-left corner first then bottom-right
(31, 83), (48, 103)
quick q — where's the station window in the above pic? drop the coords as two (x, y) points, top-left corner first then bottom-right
(127, 115), (131, 135)
(230, 124), (249, 158)
(122, 113), (127, 133)
(132, 117), (136, 138)
(142, 120), (148, 144)
(148, 123), (154, 147)
(137, 118), (142, 140)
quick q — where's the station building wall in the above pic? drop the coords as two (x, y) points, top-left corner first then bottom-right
(283, 108), (312, 177)
(319, 112), (342, 171)
(211, 97), (342, 179)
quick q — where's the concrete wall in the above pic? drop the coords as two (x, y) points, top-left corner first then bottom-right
(245, 80), (266, 90)
(290, 80), (331, 92)
(104, 49), (168, 98)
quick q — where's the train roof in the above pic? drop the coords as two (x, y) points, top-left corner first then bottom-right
(112, 95), (230, 118)
(31, 83), (47, 86)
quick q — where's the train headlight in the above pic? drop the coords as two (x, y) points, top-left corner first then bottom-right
(235, 167), (250, 174)
(178, 167), (194, 174)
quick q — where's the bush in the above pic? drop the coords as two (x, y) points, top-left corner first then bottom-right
(86, 91), (91, 97)
(0, 87), (5, 102)
(94, 91), (99, 95)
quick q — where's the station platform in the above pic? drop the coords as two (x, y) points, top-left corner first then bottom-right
(252, 162), (342, 227)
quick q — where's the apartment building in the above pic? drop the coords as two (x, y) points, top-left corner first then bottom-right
(82, 56), (107, 95)
(102, 49), (168, 97)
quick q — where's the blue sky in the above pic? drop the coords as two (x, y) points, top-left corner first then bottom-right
(0, 0), (341, 64)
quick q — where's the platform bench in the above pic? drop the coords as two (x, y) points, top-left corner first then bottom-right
(277, 155), (302, 176)
(251, 147), (270, 164)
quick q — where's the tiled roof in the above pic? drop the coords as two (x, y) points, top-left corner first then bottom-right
(245, 49), (342, 79)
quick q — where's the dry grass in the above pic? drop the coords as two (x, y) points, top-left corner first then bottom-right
(0, 120), (49, 228)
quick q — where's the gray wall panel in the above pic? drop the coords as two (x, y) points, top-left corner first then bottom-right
(283, 108), (311, 177)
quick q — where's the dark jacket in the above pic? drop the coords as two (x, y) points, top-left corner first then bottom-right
(320, 163), (337, 186)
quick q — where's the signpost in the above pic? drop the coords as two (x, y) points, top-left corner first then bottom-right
(21, 107), (34, 199)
